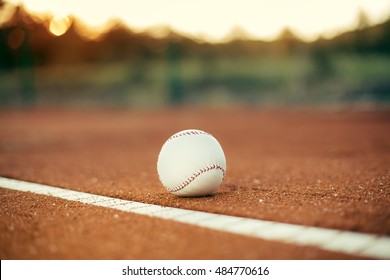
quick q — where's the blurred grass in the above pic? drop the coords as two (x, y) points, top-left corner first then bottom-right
(1, 53), (389, 107)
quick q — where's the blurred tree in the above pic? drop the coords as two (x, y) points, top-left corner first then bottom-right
(0, 4), (36, 105)
(308, 47), (334, 82)
(354, 9), (371, 53)
(14, 26), (36, 105)
(227, 25), (252, 41)
(166, 40), (184, 104)
(275, 27), (302, 55)
(357, 9), (371, 30)
(0, 0), (15, 69)
(374, 17), (390, 54)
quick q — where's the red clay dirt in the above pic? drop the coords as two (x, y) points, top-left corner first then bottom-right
(0, 107), (389, 259)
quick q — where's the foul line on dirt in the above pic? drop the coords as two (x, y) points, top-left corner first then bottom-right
(1, 176), (389, 259)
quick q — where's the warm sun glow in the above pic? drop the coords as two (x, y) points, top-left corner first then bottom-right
(6, 0), (390, 42)
(49, 16), (71, 36)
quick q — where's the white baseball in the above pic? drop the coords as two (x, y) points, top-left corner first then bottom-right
(157, 129), (226, 197)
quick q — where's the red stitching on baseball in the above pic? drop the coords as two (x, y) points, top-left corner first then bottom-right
(169, 164), (226, 193)
(167, 130), (209, 142)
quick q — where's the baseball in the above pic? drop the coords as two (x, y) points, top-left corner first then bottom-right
(157, 129), (226, 197)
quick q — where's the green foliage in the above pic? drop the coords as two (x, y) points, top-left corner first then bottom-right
(1, 53), (389, 107)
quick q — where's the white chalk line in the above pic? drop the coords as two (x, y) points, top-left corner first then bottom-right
(1, 176), (389, 259)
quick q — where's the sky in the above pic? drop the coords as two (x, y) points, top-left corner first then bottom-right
(6, 0), (390, 42)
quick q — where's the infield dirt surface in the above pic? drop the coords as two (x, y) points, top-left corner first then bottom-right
(0, 107), (389, 259)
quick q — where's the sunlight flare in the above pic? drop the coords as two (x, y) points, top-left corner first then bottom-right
(48, 16), (71, 36)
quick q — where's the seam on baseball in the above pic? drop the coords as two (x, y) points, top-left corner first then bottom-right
(167, 130), (209, 143)
(168, 164), (226, 193)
